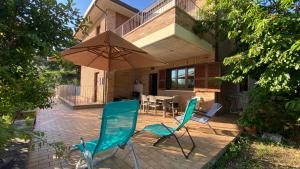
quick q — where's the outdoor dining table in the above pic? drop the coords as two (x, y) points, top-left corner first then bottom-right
(154, 95), (174, 118)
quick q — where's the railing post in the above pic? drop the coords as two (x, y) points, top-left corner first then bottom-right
(121, 25), (124, 36)
(74, 85), (77, 105)
(140, 12), (143, 25)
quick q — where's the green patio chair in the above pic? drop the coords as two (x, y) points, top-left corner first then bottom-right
(141, 98), (198, 159)
(73, 100), (140, 169)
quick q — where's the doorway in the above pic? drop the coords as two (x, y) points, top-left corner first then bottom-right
(94, 72), (99, 102)
(149, 73), (158, 96)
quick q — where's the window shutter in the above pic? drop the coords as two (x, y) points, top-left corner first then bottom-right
(158, 69), (166, 90)
(195, 62), (221, 92)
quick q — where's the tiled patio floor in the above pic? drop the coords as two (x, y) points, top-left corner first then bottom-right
(27, 102), (240, 169)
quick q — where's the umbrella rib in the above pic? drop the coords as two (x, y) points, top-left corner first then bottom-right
(88, 49), (109, 59)
(62, 46), (107, 57)
(70, 45), (106, 49)
(119, 53), (135, 69)
(62, 50), (87, 57)
(86, 56), (100, 67)
(112, 45), (147, 54)
(112, 51), (132, 59)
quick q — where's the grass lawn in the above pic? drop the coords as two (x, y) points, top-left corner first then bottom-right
(210, 134), (300, 169)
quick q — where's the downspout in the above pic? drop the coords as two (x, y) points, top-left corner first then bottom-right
(95, 2), (108, 31)
(94, 0), (109, 103)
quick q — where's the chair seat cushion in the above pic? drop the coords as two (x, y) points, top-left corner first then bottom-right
(176, 114), (209, 123)
(143, 124), (176, 136)
(75, 138), (99, 153)
(74, 128), (131, 155)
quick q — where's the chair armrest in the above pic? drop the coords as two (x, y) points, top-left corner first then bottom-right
(193, 113), (211, 118)
(194, 109), (206, 114)
(161, 123), (175, 134)
(173, 117), (181, 124)
(80, 137), (87, 150)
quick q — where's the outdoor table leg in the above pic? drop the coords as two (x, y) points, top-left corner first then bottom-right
(163, 100), (168, 118)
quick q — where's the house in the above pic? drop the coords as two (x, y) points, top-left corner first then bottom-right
(73, 0), (248, 112)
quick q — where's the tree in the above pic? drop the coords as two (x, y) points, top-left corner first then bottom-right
(0, 0), (85, 148)
(194, 0), (300, 136)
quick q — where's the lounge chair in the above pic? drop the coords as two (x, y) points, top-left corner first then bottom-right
(141, 98), (197, 159)
(73, 100), (140, 169)
(176, 103), (223, 135)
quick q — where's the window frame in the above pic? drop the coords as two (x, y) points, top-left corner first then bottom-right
(168, 66), (195, 90)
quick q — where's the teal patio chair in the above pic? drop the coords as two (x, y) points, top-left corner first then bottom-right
(73, 100), (140, 169)
(141, 98), (197, 159)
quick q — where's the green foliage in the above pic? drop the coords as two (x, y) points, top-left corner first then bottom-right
(210, 136), (250, 169)
(238, 87), (300, 136)
(195, 0), (300, 137)
(210, 134), (300, 169)
(0, 0), (84, 149)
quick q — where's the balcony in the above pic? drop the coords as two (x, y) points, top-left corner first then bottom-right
(113, 0), (214, 62)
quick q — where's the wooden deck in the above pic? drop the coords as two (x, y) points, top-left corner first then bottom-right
(27, 102), (240, 169)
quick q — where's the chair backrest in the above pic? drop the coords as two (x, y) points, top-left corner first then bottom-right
(191, 96), (204, 110)
(148, 95), (156, 103)
(176, 98), (197, 130)
(172, 95), (180, 104)
(141, 95), (148, 102)
(206, 103), (222, 117)
(93, 100), (139, 156)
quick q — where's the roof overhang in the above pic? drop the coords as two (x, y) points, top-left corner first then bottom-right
(131, 23), (214, 62)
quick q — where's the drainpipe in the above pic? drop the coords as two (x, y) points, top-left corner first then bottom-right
(94, 2), (108, 31)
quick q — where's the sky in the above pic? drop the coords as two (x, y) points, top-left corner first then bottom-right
(57, 0), (157, 16)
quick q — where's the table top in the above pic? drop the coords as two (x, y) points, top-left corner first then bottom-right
(154, 96), (173, 100)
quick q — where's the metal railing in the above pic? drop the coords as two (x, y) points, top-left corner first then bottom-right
(114, 0), (200, 37)
(56, 85), (104, 106)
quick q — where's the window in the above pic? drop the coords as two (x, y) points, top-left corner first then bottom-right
(169, 66), (194, 90)
(96, 25), (101, 35)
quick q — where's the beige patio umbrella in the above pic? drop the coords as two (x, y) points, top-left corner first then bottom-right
(62, 30), (165, 102)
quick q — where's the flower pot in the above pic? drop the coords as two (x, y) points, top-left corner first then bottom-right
(244, 126), (257, 134)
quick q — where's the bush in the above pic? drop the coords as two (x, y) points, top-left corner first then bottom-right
(238, 87), (300, 137)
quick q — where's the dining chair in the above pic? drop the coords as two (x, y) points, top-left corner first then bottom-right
(140, 94), (149, 112)
(148, 95), (160, 114)
(166, 95), (180, 118)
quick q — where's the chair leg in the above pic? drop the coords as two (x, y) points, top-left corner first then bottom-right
(172, 127), (195, 159)
(128, 140), (140, 169)
(172, 106), (175, 118)
(153, 136), (168, 146)
(160, 123), (196, 159)
(75, 158), (82, 169)
(147, 104), (149, 113)
(84, 151), (93, 169)
(207, 122), (217, 135)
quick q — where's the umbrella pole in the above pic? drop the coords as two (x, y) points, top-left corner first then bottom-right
(104, 46), (112, 104)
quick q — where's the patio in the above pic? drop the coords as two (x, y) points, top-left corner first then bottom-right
(27, 101), (240, 169)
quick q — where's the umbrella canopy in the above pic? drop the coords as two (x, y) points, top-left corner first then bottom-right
(62, 31), (165, 71)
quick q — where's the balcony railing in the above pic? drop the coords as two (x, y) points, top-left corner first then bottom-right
(56, 85), (104, 106)
(114, 0), (200, 37)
